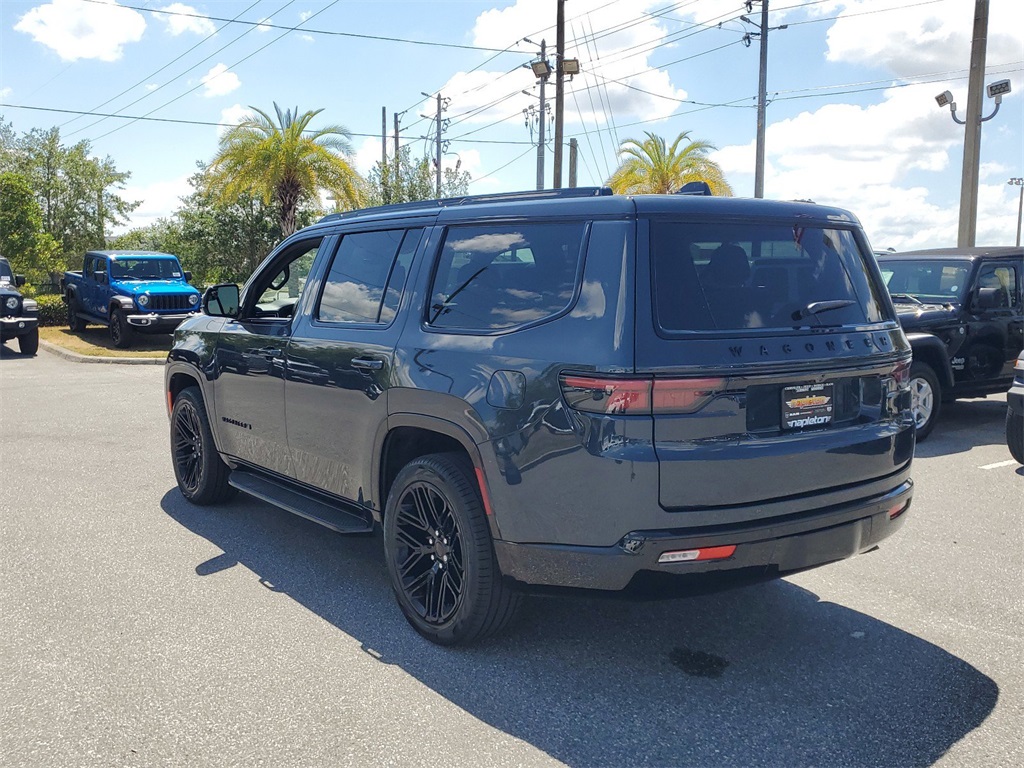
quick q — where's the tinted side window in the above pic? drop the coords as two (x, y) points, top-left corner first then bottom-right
(428, 222), (586, 331)
(651, 222), (887, 332)
(317, 230), (409, 324)
(380, 229), (422, 323)
(977, 265), (1017, 308)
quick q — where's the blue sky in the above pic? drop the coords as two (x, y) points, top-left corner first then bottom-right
(2, 0), (1022, 249)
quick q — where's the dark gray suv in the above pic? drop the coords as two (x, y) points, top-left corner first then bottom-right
(166, 188), (916, 644)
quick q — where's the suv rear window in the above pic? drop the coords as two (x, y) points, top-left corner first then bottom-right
(651, 221), (886, 332)
(428, 222), (586, 331)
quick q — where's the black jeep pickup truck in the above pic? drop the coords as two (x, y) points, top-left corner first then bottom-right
(877, 247), (1024, 438)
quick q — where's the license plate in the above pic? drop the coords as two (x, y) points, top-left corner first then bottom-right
(782, 382), (834, 430)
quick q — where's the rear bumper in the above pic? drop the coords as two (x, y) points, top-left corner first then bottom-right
(0, 316), (38, 339)
(126, 312), (197, 330)
(494, 479), (913, 592)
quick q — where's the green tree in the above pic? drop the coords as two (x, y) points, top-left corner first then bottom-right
(0, 124), (139, 267)
(607, 131), (732, 196)
(364, 146), (472, 207)
(0, 171), (61, 289)
(205, 104), (361, 237)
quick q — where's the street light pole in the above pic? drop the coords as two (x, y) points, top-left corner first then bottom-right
(553, 0), (565, 189)
(1010, 178), (1024, 247)
(958, 0), (989, 248)
(754, 0), (769, 199)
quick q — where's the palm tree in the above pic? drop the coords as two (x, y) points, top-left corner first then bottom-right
(608, 131), (732, 196)
(206, 103), (362, 237)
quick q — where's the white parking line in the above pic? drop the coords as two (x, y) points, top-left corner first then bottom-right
(979, 459), (1019, 470)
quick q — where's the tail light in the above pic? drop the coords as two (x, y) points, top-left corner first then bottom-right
(559, 375), (726, 415)
(890, 358), (912, 390)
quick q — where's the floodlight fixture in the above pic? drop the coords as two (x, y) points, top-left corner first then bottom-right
(987, 79), (1011, 101)
(531, 59), (552, 79)
(935, 90), (953, 108)
(561, 58), (581, 76)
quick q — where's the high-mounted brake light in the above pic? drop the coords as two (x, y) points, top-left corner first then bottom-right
(559, 375), (725, 415)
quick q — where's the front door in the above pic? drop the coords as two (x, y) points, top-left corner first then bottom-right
(285, 227), (423, 505)
(213, 237), (326, 478)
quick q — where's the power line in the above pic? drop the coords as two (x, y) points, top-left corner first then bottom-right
(468, 146), (537, 185)
(80, 0), (510, 53)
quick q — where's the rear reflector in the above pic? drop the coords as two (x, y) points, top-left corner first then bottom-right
(560, 375), (725, 415)
(658, 545), (737, 564)
(888, 501), (909, 520)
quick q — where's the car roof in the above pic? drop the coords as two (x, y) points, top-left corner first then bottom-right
(879, 247), (1024, 260)
(306, 188), (858, 232)
(86, 250), (180, 259)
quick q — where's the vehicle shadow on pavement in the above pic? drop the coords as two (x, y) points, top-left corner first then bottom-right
(161, 489), (997, 768)
(0, 341), (36, 359)
(915, 397), (1008, 458)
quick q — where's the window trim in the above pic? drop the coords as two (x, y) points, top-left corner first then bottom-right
(421, 219), (593, 337)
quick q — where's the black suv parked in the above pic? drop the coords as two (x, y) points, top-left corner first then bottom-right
(877, 248), (1024, 439)
(166, 188), (916, 644)
(0, 257), (39, 355)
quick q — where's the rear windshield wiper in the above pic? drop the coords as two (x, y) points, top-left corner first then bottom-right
(889, 293), (923, 305)
(791, 299), (856, 322)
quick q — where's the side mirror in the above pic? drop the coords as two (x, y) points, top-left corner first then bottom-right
(15, 275), (25, 288)
(204, 283), (240, 318)
(183, 271), (193, 282)
(975, 287), (1002, 310)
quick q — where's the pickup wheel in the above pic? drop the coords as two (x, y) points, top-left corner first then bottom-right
(110, 307), (133, 348)
(384, 453), (521, 645)
(909, 362), (941, 441)
(171, 387), (235, 505)
(19, 328), (39, 356)
(67, 294), (86, 332)
(1007, 407), (1024, 465)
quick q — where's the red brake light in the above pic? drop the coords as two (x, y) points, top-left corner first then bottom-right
(560, 375), (726, 415)
(891, 359), (911, 390)
(652, 378), (725, 413)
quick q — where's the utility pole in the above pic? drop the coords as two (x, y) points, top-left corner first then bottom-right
(435, 93), (443, 197)
(958, 0), (989, 248)
(537, 39), (548, 190)
(568, 138), (578, 188)
(553, 0), (566, 188)
(1010, 178), (1023, 247)
(754, 0), (769, 198)
(393, 112), (401, 201)
(381, 107), (388, 203)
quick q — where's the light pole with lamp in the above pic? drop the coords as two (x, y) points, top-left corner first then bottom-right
(1009, 178), (1024, 247)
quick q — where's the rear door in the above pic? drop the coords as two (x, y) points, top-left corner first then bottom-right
(637, 216), (911, 514)
(285, 226), (423, 502)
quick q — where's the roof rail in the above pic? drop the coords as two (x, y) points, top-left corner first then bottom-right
(318, 186), (613, 224)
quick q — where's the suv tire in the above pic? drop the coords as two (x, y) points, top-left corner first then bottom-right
(110, 307), (133, 348)
(384, 453), (521, 645)
(171, 387), (236, 505)
(1007, 408), (1024, 465)
(908, 362), (941, 440)
(67, 294), (86, 332)
(19, 328), (38, 356)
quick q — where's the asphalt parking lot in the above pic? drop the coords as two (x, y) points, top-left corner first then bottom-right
(1, 347), (1021, 768)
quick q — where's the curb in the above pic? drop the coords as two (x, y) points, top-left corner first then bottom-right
(40, 340), (165, 366)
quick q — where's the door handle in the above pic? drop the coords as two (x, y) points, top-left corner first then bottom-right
(351, 357), (384, 371)
(252, 347), (283, 359)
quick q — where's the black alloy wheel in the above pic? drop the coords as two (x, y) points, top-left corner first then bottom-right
(170, 388), (234, 505)
(384, 453), (520, 645)
(110, 308), (133, 348)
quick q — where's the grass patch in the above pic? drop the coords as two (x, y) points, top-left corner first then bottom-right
(41, 326), (171, 358)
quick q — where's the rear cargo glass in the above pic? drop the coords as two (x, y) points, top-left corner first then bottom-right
(651, 222), (887, 332)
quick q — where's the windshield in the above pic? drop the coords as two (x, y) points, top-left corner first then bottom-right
(651, 222), (887, 332)
(109, 258), (183, 281)
(879, 259), (971, 303)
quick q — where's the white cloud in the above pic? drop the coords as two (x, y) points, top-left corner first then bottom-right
(353, 137), (383, 176)
(218, 104), (251, 136)
(256, 17), (273, 33)
(299, 11), (313, 22)
(145, 83), (158, 92)
(158, 3), (215, 36)
(0, 87), (11, 99)
(200, 63), (241, 97)
(299, 34), (314, 44)
(14, 0), (146, 62)
(116, 174), (193, 233)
